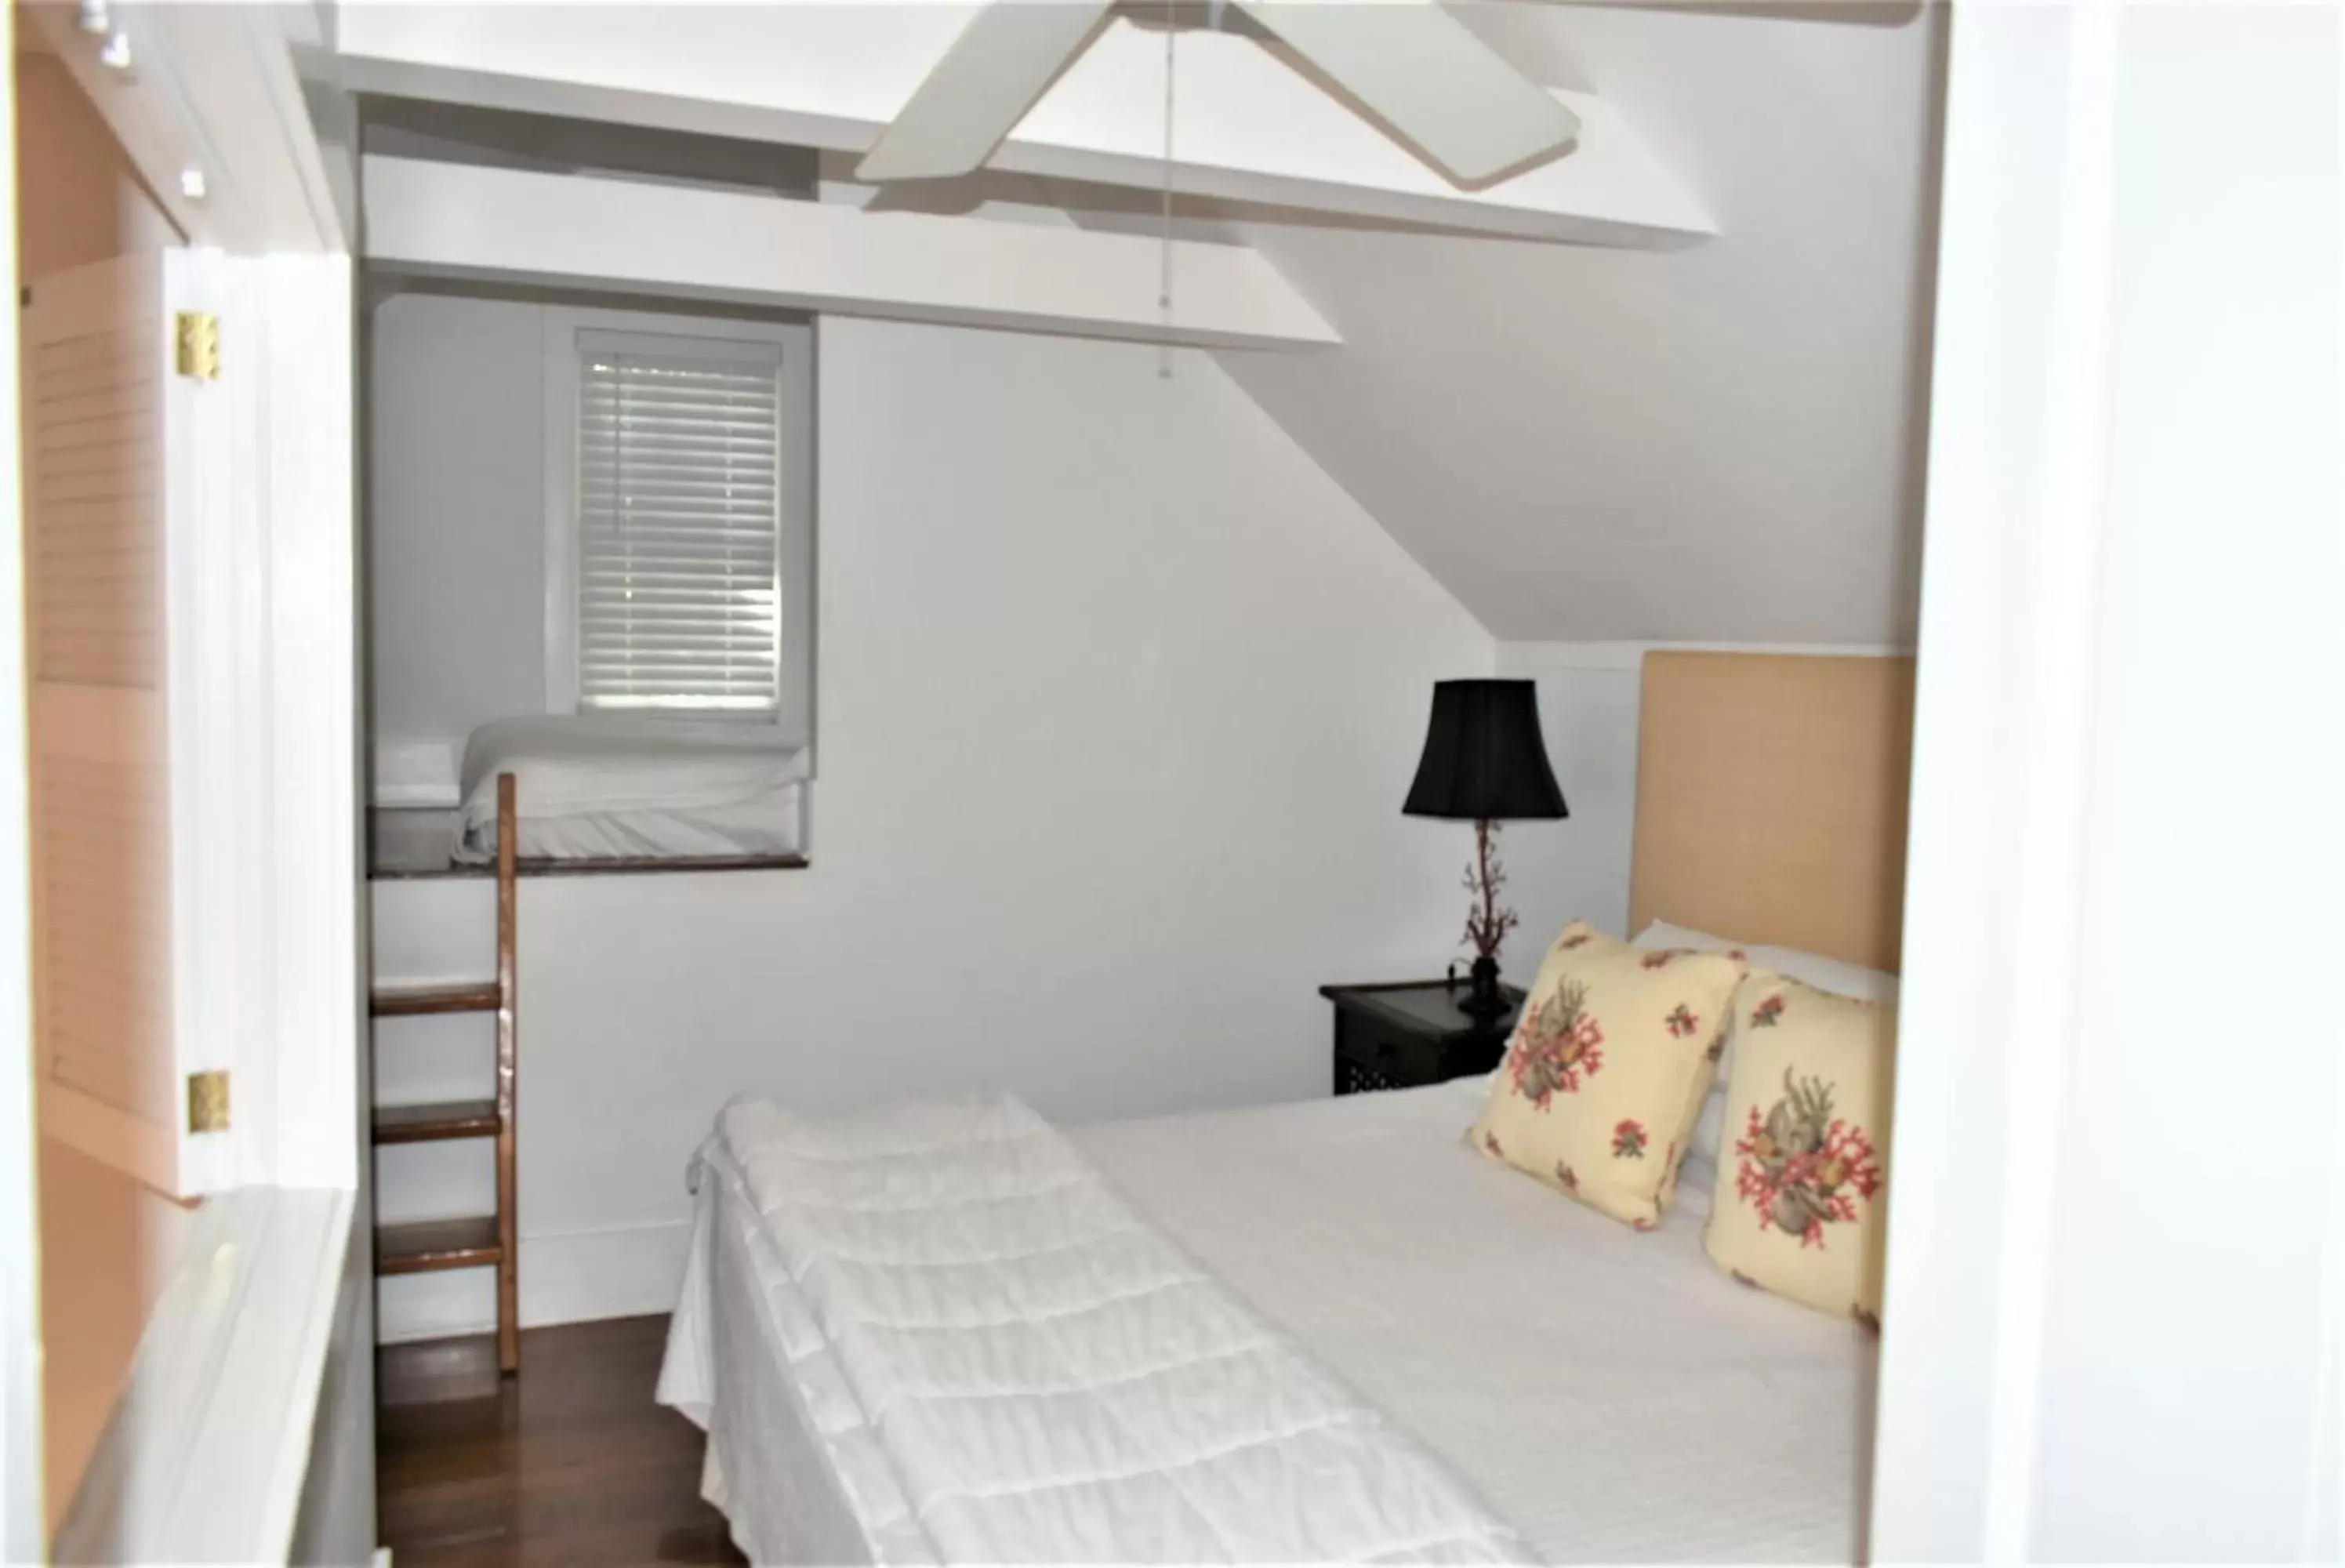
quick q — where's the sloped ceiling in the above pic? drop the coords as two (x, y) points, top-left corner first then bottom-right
(1208, 4), (1944, 644)
(333, 1), (1943, 645)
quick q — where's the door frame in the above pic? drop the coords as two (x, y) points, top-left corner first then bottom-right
(0, 4), (49, 1552)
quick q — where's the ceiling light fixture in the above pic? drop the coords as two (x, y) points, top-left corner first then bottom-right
(75, 1), (109, 36)
(180, 169), (207, 201)
(98, 30), (133, 73)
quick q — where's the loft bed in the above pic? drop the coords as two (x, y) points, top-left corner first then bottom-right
(368, 815), (808, 878)
(369, 714), (811, 879)
(369, 718), (811, 1388)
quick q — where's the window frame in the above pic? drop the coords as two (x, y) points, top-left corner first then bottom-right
(541, 305), (815, 743)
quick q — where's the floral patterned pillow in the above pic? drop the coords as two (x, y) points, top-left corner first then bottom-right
(1468, 920), (1744, 1229)
(1703, 973), (1896, 1323)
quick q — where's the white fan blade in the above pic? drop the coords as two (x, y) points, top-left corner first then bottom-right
(1234, 1), (1581, 185)
(858, 1), (1118, 182)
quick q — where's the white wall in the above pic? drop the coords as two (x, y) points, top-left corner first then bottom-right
(366, 294), (548, 774)
(1487, 643), (1644, 949)
(1869, 3), (2342, 1559)
(370, 307), (1496, 1334)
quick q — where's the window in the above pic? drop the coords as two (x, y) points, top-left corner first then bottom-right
(546, 311), (813, 737)
(577, 333), (779, 714)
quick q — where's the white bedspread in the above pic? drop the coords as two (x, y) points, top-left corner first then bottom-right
(663, 1081), (1876, 1564)
(660, 1094), (1528, 1566)
(1080, 1082), (1876, 1563)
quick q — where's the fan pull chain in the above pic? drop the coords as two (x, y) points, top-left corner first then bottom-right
(1158, 0), (1176, 379)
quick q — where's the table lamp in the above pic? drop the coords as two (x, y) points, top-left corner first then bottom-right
(1403, 679), (1568, 1019)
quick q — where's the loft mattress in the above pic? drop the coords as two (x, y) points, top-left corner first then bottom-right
(452, 714), (808, 862)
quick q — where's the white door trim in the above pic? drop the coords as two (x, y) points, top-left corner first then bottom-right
(1869, 6), (2126, 1552)
(1871, 3), (2345, 1558)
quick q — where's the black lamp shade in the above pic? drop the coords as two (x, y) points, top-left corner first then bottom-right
(1403, 679), (1568, 822)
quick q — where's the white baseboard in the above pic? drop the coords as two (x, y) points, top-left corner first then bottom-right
(376, 1218), (691, 1344)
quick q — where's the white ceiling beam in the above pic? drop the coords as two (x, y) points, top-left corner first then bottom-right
(327, 7), (1714, 247)
(360, 156), (1341, 351)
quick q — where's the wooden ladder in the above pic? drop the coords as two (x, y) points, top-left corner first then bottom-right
(370, 774), (521, 1374)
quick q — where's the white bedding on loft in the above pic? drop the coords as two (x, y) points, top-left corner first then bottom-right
(452, 714), (809, 862)
(660, 1079), (1876, 1564)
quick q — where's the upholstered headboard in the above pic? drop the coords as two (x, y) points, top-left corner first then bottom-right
(1627, 652), (1917, 971)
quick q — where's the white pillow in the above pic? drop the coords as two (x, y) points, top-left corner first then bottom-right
(1672, 1152), (1715, 1221)
(1630, 920), (1898, 1004)
(1632, 920), (1899, 1170)
(1686, 1094), (1726, 1184)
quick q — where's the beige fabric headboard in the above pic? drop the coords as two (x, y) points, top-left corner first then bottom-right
(1628, 652), (1916, 972)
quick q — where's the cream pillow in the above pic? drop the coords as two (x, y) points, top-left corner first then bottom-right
(1632, 920), (1900, 1185)
(1470, 921), (1744, 1229)
(1704, 972), (1896, 1323)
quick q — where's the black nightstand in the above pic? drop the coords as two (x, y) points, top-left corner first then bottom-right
(1319, 981), (1523, 1095)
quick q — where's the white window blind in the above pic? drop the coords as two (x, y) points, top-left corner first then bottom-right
(575, 330), (784, 714)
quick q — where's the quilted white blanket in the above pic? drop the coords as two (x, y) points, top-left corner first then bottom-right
(662, 1093), (1528, 1566)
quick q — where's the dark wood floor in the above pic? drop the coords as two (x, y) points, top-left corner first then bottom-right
(378, 1315), (746, 1566)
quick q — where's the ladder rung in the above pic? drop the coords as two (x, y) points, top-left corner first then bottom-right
(378, 1215), (503, 1276)
(372, 1099), (500, 1145)
(371, 982), (501, 1018)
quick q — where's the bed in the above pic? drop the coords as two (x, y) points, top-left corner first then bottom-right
(662, 1079), (1876, 1564)
(657, 652), (1916, 1564)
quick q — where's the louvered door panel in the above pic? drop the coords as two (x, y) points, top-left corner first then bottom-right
(25, 251), (233, 1198)
(29, 287), (161, 688)
(31, 690), (170, 1125)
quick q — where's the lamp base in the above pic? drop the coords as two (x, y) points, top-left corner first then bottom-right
(1458, 954), (1514, 1021)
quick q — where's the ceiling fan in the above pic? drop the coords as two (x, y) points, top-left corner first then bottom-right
(855, 0), (1581, 188)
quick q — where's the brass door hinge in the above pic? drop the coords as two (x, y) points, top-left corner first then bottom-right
(173, 311), (220, 382)
(187, 1069), (230, 1134)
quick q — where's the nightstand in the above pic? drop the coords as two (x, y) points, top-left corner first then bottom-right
(1319, 980), (1523, 1096)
